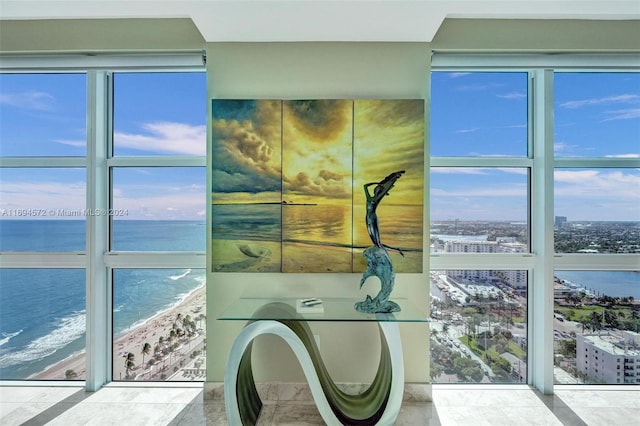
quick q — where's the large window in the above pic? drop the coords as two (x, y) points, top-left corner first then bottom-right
(430, 270), (527, 383)
(552, 72), (640, 385)
(0, 60), (206, 386)
(0, 269), (85, 380)
(430, 71), (531, 384)
(113, 269), (205, 381)
(430, 64), (639, 388)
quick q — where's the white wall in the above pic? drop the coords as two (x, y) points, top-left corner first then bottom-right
(206, 42), (431, 384)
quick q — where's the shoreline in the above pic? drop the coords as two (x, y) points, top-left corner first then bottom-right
(31, 284), (206, 381)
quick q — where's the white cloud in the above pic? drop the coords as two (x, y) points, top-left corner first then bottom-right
(54, 139), (85, 148)
(0, 91), (55, 111)
(497, 91), (526, 100)
(114, 122), (206, 155)
(455, 127), (480, 134)
(554, 141), (579, 153)
(554, 169), (640, 199)
(0, 181), (85, 214)
(602, 108), (640, 121)
(114, 191), (204, 220)
(560, 94), (639, 109)
(1, 179), (205, 220)
(495, 168), (528, 175)
(456, 84), (489, 92)
(605, 153), (640, 158)
(431, 186), (526, 197)
(448, 73), (471, 79)
(430, 167), (488, 175)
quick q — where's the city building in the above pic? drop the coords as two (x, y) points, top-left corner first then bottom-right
(577, 331), (640, 384)
(444, 241), (528, 295)
(555, 216), (568, 229)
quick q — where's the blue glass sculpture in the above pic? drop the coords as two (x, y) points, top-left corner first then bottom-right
(355, 171), (405, 314)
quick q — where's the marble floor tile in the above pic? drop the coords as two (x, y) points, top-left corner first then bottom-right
(1, 384), (638, 425)
(555, 388), (640, 408)
(171, 401), (228, 425)
(270, 401), (325, 425)
(255, 402), (278, 425)
(395, 401), (441, 425)
(556, 406), (640, 426)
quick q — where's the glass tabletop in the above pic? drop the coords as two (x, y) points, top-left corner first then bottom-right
(218, 298), (429, 322)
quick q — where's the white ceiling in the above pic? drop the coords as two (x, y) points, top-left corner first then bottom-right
(1, 0), (638, 42)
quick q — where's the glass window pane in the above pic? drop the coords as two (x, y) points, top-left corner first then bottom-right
(431, 72), (528, 157)
(113, 269), (206, 382)
(555, 73), (640, 158)
(430, 167), (529, 253)
(0, 168), (86, 251)
(0, 73), (86, 156)
(554, 168), (640, 254)
(430, 270), (528, 383)
(553, 270), (640, 385)
(113, 72), (206, 156)
(0, 269), (85, 380)
(111, 167), (205, 251)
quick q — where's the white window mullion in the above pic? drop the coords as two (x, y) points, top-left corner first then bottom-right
(85, 71), (110, 391)
(530, 69), (555, 394)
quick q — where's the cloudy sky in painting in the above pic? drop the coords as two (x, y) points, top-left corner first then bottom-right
(354, 99), (425, 206)
(282, 100), (353, 204)
(212, 99), (425, 205)
(211, 100), (282, 203)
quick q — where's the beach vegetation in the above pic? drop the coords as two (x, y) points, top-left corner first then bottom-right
(141, 342), (151, 365)
(65, 369), (78, 379)
(124, 352), (136, 378)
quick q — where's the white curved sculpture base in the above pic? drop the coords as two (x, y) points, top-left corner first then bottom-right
(224, 320), (403, 425)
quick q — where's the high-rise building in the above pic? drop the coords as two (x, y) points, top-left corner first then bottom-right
(444, 241), (528, 295)
(577, 331), (640, 384)
(555, 216), (568, 228)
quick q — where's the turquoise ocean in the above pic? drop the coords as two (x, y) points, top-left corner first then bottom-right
(0, 220), (205, 380)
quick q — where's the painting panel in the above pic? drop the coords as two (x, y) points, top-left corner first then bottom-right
(281, 100), (354, 272)
(352, 99), (424, 273)
(211, 100), (282, 272)
(211, 99), (424, 273)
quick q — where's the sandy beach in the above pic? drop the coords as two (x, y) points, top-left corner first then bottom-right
(32, 284), (206, 382)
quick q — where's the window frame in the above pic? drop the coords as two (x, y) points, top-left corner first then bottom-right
(0, 54), (206, 389)
(430, 56), (640, 392)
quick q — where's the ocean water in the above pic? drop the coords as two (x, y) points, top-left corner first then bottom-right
(212, 203), (423, 249)
(555, 270), (640, 299)
(0, 220), (205, 380)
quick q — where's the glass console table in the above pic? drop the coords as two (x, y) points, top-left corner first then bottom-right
(219, 298), (429, 425)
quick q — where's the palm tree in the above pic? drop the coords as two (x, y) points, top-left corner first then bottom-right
(183, 314), (192, 330)
(196, 313), (206, 329)
(442, 323), (450, 335)
(589, 311), (602, 332)
(141, 342), (151, 366)
(124, 352), (136, 378)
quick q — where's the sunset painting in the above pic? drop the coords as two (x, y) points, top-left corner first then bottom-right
(211, 99), (424, 273)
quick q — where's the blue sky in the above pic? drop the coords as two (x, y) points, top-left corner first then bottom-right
(430, 71), (639, 222)
(0, 71), (638, 221)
